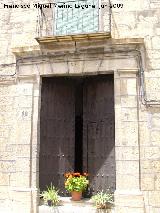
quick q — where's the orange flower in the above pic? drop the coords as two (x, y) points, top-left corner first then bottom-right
(83, 172), (89, 176)
(69, 174), (73, 178)
(73, 172), (81, 177)
(64, 172), (71, 178)
(64, 172), (89, 179)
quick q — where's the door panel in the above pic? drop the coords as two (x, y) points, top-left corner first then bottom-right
(40, 78), (75, 196)
(40, 75), (115, 197)
(83, 75), (115, 195)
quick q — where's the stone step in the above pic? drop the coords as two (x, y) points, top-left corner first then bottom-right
(39, 197), (115, 213)
(39, 205), (115, 213)
(59, 197), (94, 206)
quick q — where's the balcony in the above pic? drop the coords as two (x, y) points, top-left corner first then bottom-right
(36, 0), (111, 43)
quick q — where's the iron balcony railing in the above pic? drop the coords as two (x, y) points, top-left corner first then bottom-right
(36, 0), (111, 37)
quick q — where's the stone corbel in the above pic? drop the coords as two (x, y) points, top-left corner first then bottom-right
(117, 69), (139, 78)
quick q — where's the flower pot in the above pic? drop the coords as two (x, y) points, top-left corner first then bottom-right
(71, 191), (82, 201)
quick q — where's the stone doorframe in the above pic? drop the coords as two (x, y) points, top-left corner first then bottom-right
(12, 38), (145, 212)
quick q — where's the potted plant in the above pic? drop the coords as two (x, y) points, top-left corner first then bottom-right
(40, 183), (60, 206)
(91, 190), (114, 209)
(64, 172), (89, 201)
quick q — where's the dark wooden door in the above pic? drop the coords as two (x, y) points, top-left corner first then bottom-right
(83, 75), (115, 195)
(39, 78), (75, 195)
(40, 75), (115, 196)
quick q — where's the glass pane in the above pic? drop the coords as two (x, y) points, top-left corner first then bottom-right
(55, 0), (99, 35)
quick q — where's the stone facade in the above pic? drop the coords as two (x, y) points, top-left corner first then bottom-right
(0, 0), (160, 213)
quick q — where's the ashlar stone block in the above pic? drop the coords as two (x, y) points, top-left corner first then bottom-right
(149, 191), (160, 206)
(141, 174), (155, 191)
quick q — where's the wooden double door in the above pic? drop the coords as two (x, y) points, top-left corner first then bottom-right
(40, 75), (115, 196)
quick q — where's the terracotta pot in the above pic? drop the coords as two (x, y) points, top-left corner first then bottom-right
(71, 191), (82, 201)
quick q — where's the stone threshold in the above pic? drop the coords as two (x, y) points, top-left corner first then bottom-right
(39, 197), (115, 213)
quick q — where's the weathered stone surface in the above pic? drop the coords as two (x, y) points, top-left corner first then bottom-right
(139, 122), (150, 145)
(114, 207), (144, 213)
(141, 160), (152, 174)
(121, 95), (137, 107)
(115, 191), (144, 208)
(0, 173), (10, 186)
(120, 121), (138, 146)
(149, 191), (160, 206)
(0, 160), (16, 173)
(150, 130), (160, 146)
(116, 147), (139, 161)
(39, 204), (115, 213)
(116, 161), (139, 175)
(116, 173), (139, 190)
(155, 174), (160, 190)
(0, 0), (160, 212)
(141, 147), (160, 160)
(151, 160), (160, 172)
(141, 174), (155, 190)
(152, 36), (160, 49)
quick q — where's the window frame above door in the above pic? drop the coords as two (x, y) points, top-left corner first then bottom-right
(54, 0), (103, 35)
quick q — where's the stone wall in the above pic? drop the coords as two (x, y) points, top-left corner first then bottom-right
(111, 1), (160, 213)
(0, 0), (160, 213)
(0, 81), (40, 212)
(0, 1), (39, 211)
